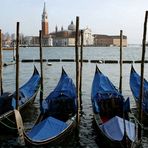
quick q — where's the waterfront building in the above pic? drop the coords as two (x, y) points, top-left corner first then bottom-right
(24, 2), (52, 46)
(111, 35), (127, 47)
(83, 27), (94, 46)
(93, 34), (127, 47)
(24, 35), (52, 47)
(51, 21), (76, 46)
(51, 21), (94, 46)
(23, 36), (32, 46)
(1, 2), (128, 47)
(28, 36), (39, 46)
(42, 2), (48, 36)
(2, 32), (11, 47)
(41, 2), (52, 46)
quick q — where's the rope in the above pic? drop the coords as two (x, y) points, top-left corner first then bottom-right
(131, 139), (143, 148)
(5, 116), (16, 124)
(129, 113), (143, 128)
(39, 88), (44, 93)
(0, 120), (17, 130)
(0, 114), (17, 130)
(129, 114), (143, 148)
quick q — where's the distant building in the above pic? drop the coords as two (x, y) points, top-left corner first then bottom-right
(25, 2), (52, 46)
(93, 34), (127, 47)
(111, 35), (127, 47)
(41, 2), (52, 46)
(23, 36), (33, 46)
(30, 36), (39, 46)
(51, 21), (76, 46)
(83, 27), (94, 46)
(51, 21), (94, 46)
(1, 2), (128, 47)
(42, 2), (49, 36)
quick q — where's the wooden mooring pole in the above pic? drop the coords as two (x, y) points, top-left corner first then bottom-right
(16, 22), (20, 111)
(138, 11), (148, 140)
(80, 30), (83, 109)
(13, 40), (16, 61)
(0, 29), (3, 95)
(14, 22), (25, 146)
(119, 30), (126, 148)
(119, 30), (123, 94)
(75, 16), (80, 124)
(39, 30), (44, 109)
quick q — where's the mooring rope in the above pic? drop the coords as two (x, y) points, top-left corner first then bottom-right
(129, 113), (143, 128)
(5, 117), (15, 124)
(0, 120), (17, 130)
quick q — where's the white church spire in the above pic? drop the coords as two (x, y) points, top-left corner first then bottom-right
(42, 2), (49, 35)
(42, 2), (48, 22)
(43, 2), (46, 13)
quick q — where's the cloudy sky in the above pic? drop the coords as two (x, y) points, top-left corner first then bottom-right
(1, 0), (148, 44)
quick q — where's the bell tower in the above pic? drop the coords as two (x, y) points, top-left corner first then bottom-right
(42, 2), (48, 36)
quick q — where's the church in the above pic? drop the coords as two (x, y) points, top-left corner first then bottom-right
(42, 2), (94, 47)
(24, 2), (127, 47)
(50, 21), (94, 46)
(41, 2), (53, 46)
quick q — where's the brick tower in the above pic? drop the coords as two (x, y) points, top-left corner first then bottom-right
(42, 2), (48, 36)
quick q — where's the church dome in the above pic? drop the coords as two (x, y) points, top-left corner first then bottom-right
(68, 21), (76, 31)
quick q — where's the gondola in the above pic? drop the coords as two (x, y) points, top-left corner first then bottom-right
(0, 66), (41, 131)
(130, 65), (148, 125)
(23, 67), (77, 146)
(91, 66), (136, 148)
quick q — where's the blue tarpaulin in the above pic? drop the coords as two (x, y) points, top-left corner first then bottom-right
(27, 116), (68, 141)
(100, 116), (136, 142)
(25, 68), (76, 144)
(11, 66), (40, 108)
(91, 66), (125, 113)
(91, 67), (121, 100)
(42, 68), (77, 114)
(130, 66), (148, 113)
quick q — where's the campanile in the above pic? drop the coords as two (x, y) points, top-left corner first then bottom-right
(42, 2), (49, 36)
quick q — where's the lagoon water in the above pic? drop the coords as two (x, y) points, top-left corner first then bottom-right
(1, 46), (148, 147)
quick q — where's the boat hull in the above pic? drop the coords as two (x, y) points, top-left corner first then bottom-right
(134, 102), (148, 126)
(0, 66), (41, 133)
(0, 92), (38, 133)
(130, 66), (148, 126)
(91, 66), (135, 148)
(24, 116), (77, 146)
(93, 114), (132, 148)
(23, 68), (77, 146)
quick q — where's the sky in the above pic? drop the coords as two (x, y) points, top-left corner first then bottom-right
(1, 0), (148, 44)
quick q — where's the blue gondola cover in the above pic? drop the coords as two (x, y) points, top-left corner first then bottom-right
(27, 116), (68, 141)
(100, 116), (136, 142)
(42, 69), (77, 114)
(26, 68), (76, 144)
(11, 67), (40, 108)
(130, 66), (148, 113)
(91, 66), (124, 113)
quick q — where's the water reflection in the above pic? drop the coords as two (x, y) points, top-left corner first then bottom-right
(1, 47), (148, 147)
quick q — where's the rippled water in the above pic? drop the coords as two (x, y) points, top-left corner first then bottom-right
(1, 46), (148, 147)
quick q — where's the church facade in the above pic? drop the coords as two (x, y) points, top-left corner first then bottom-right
(41, 2), (94, 47)
(24, 2), (127, 47)
(51, 21), (94, 46)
